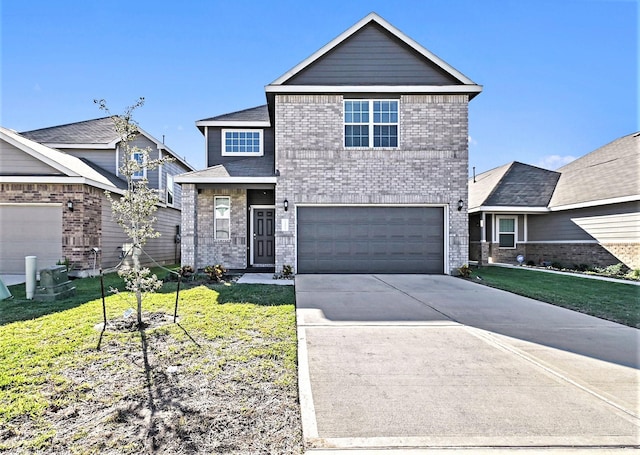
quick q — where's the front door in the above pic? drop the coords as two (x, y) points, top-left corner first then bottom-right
(252, 207), (275, 265)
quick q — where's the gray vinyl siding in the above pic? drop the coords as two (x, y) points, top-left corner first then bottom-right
(527, 202), (639, 241)
(161, 152), (190, 208)
(469, 213), (482, 242)
(0, 140), (62, 175)
(285, 23), (461, 86)
(118, 135), (161, 189)
(60, 149), (117, 174)
(101, 194), (181, 269)
(101, 195), (129, 269)
(206, 126), (275, 168)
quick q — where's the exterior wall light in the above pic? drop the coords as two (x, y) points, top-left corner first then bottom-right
(457, 199), (464, 211)
(284, 199), (289, 212)
(67, 200), (74, 212)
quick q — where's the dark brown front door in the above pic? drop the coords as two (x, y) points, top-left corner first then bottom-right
(253, 208), (275, 265)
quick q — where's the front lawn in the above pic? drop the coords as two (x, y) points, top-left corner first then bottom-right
(0, 274), (302, 454)
(469, 265), (639, 328)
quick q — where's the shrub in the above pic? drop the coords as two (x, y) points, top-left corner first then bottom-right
(595, 263), (625, 276)
(626, 269), (640, 280)
(550, 262), (563, 269)
(526, 260), (536, 266)
(274, 264), (294, 280)
(457, 264), (472, 278)
(204, 264), (227, 282)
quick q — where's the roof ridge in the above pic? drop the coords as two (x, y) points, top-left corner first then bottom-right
(21, 117), (113, 134)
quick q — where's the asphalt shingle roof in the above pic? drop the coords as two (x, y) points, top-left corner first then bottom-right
(482, 162), (560, 207)
(198, 105), (269, 123)
(178, 157), (275, 179)
(469, 132), (639, 211)
(549, 132), (639, 207)
(21, 117), (119, 144)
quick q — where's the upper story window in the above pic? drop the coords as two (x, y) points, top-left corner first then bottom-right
(344, 100), (398, 148)
(222, 129), (263, 156)
(166, 174), (174, 206)
(132, 152), (146, 179)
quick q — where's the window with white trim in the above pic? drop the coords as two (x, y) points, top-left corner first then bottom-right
(222, 129), (263, 156)
(214, 196), (231, 240)
(132, 152), (145, 178)
(344, 100), (398, 148)
(497, 217), (516, 248)
(166, 174), (174, 206)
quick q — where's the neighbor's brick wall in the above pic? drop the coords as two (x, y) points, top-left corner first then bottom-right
(190, 188), (247, 270)
(0, 183), (102, 270)
(274, 94), (469, 274)
(488, 242), (636, 269)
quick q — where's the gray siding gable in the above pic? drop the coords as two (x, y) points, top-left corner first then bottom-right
(285, 23), (461, 86)
(206, 126), (275, 175)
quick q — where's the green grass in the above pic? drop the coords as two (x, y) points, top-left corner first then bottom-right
(0, 271), (299, 453)
(470, 266), (639, 328)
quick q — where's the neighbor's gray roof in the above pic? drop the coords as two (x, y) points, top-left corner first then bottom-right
(198, 105), (269, 123)
(21, 117), (195, 171)
(549, 132), (640, 208)
(469, 162), (560, 209)
(21, 117), (119, 144)
(0, 126), (125, 192)
(468, 162), (511, 209)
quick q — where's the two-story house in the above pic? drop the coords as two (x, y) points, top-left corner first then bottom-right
(176, 13), (482, 274)
(0, 118), (194, 276)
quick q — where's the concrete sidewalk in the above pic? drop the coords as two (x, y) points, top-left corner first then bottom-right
(295, 274), (639, 453)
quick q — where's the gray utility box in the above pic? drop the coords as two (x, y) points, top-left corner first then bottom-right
(34, 265), (76, 302)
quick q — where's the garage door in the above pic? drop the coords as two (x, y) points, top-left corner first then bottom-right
(297, 206), (444, 274)
(0, 204), (63, 274)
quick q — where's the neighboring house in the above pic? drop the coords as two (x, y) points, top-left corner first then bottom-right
(176, 13), (482, 274)
(469, 132), (640, 270)
(0, 119), (194, 275)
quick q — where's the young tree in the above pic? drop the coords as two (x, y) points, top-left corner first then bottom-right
(95, 98), (174, 327)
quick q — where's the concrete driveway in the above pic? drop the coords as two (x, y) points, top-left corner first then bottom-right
(295, 274), (639, 453)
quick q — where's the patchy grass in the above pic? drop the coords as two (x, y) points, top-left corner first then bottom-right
(0, 274), (301, 454)
(470, 266), (639, 328)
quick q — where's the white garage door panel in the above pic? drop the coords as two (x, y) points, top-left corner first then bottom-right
(0, 205), (63, 274)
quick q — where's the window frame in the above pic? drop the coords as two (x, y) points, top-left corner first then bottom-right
(344, 99), (399, 149)
(131, 152), (146, 179)
(496, 216), (517, 249)
(214, 196), (231, 240)
(166, 173), (174, 206)
(221, 129), (264, 157)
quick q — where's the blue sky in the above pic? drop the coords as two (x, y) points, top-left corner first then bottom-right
(1, 0), (637, 173)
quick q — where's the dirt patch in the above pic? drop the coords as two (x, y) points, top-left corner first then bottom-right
(4, 313), (303, 454)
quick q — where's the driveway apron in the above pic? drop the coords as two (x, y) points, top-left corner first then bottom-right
(295, 274), (639, 452)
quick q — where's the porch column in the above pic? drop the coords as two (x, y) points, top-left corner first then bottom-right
(180, 184), (197, 268)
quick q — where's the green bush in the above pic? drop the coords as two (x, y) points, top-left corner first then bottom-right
(204, 264), (227, 282)
(457, 264), (471, 278)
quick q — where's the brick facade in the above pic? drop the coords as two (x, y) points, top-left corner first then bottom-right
(181, 187), (248, 270)
(274, 94), (470, 274)
(0, 183), (102, 270)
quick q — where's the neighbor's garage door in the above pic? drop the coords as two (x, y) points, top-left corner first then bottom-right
(0, 204), (63, 274)
(297, 206), (444, 274)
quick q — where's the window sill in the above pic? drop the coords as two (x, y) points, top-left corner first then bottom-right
(221, 152), (264, 157)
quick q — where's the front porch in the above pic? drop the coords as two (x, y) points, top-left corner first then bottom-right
(180, 183), (276, 271)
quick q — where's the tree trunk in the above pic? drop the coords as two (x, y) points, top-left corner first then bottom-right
(133, 245), (143, 326)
